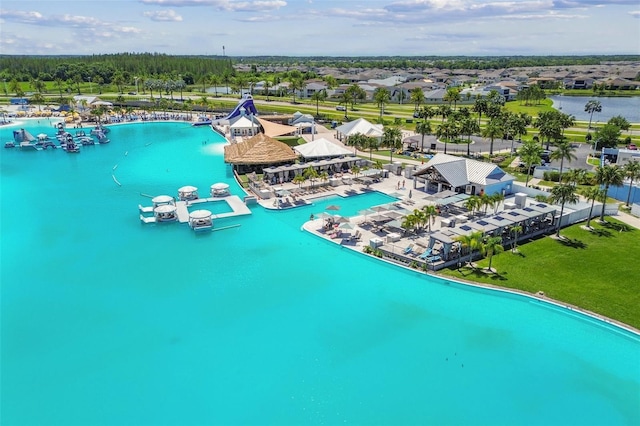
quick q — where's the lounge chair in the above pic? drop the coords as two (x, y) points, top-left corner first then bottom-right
(418, 248), (433, 259)
(403, 244), (414, 254)
(353, 230), (362, 241)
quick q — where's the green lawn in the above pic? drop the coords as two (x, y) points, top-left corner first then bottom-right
(440, 218), (640, 329)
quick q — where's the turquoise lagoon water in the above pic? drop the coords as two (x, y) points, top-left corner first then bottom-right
(1, 120), (639, 426)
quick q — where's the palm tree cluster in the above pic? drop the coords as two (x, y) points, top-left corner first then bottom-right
(400, 205), (439, 235)
(463, 192), (505, 217)
(143, 78), (186, 99)
(453, 231), (504, 273)
(533, 110), (575, 149)
(516, 85), (546, 105)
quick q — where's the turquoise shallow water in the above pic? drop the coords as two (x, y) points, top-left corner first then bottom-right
(1, 120), (639, 426)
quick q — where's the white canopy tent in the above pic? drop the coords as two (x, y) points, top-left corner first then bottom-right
(293, 138), (353, 159)
(335, 118), (384, 140)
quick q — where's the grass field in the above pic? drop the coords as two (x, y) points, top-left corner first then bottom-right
(440, 218), (640, 329)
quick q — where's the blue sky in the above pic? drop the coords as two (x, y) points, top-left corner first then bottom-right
(1, 0), (639, 56)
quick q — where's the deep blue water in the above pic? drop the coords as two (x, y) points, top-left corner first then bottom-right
(1, 119), (639, 425)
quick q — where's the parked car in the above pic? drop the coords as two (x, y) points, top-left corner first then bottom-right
(627, 143), (637, 150)
(336, 105), (346, 111)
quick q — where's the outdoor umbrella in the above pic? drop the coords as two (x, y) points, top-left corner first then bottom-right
(332, 215), (350, 224)
(326, 204), (341, 211)
(338, 222), (355, 230)
(384, 211), (404, 220)
(370, 205), (388, 213)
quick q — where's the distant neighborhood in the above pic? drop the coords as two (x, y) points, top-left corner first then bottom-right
(233, 61), (640, 104)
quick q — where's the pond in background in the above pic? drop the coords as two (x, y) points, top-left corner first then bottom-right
(549, 95), (640, 123)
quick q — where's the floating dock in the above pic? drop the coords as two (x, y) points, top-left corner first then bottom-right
(139, 195), (252, 225)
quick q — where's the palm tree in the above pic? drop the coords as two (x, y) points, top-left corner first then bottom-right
(262, 78), (272, 101)
(481, 236), (504, 273)
(595, 165), (624, 221)
(319, 171), (329, 187)
(29, 93), (45, 112)
(549, 183), (579, 237)
(417, 105), (436, 121)
(491, 192), (505, 214)
(293, 174), (306, 189)
(412, 209), (427, 233)
(437, 104), (451, 123)
(464, 195), (480, 217)
(410, 88), (425, 112)
(310, 89), (327, 117)
(401, 215), (416, 236)
(460, 116), (479, 157)
(623, 160), (640, 208)
(550, 140), (577, 178)
(373, 87), (390, 120)
(415, 121), (432, 153)
(199, 96), (210, 114)
(365, 136), (379, 161)
(303, 166), (319, 189)
(208, 74), (219, 95)
(422, 205), (438, 233)
(221, 70), (233, 96)
(482, 117), (502, 156)
(582, 186), (605, 229)
(383, 126), (402, 163)
(510, 224), (523, 253)
(473, 97), (489, 127)
(454, 231), (483, 268)
(288, 77), (304, 104)
(346, 133), (366, 154)
(584, 100), (602, 130)
(519, 140), (543, 187)
(54, 78), (64, 100)
(562, 168), (588, 187)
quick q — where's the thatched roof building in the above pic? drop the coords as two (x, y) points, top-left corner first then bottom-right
(224, 133), (297, 170)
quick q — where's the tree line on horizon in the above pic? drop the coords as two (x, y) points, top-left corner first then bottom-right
(2, 53), (640, 85)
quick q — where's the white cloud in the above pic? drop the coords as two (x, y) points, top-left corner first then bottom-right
(0, 9), (142, 39)
(138, 0), (287, 11)
(629, 10), (640, 18)
(235, 14), (281, 22)
(143, 9), (183, 21)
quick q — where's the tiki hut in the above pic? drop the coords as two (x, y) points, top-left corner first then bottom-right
(224, 133), (297, 174)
